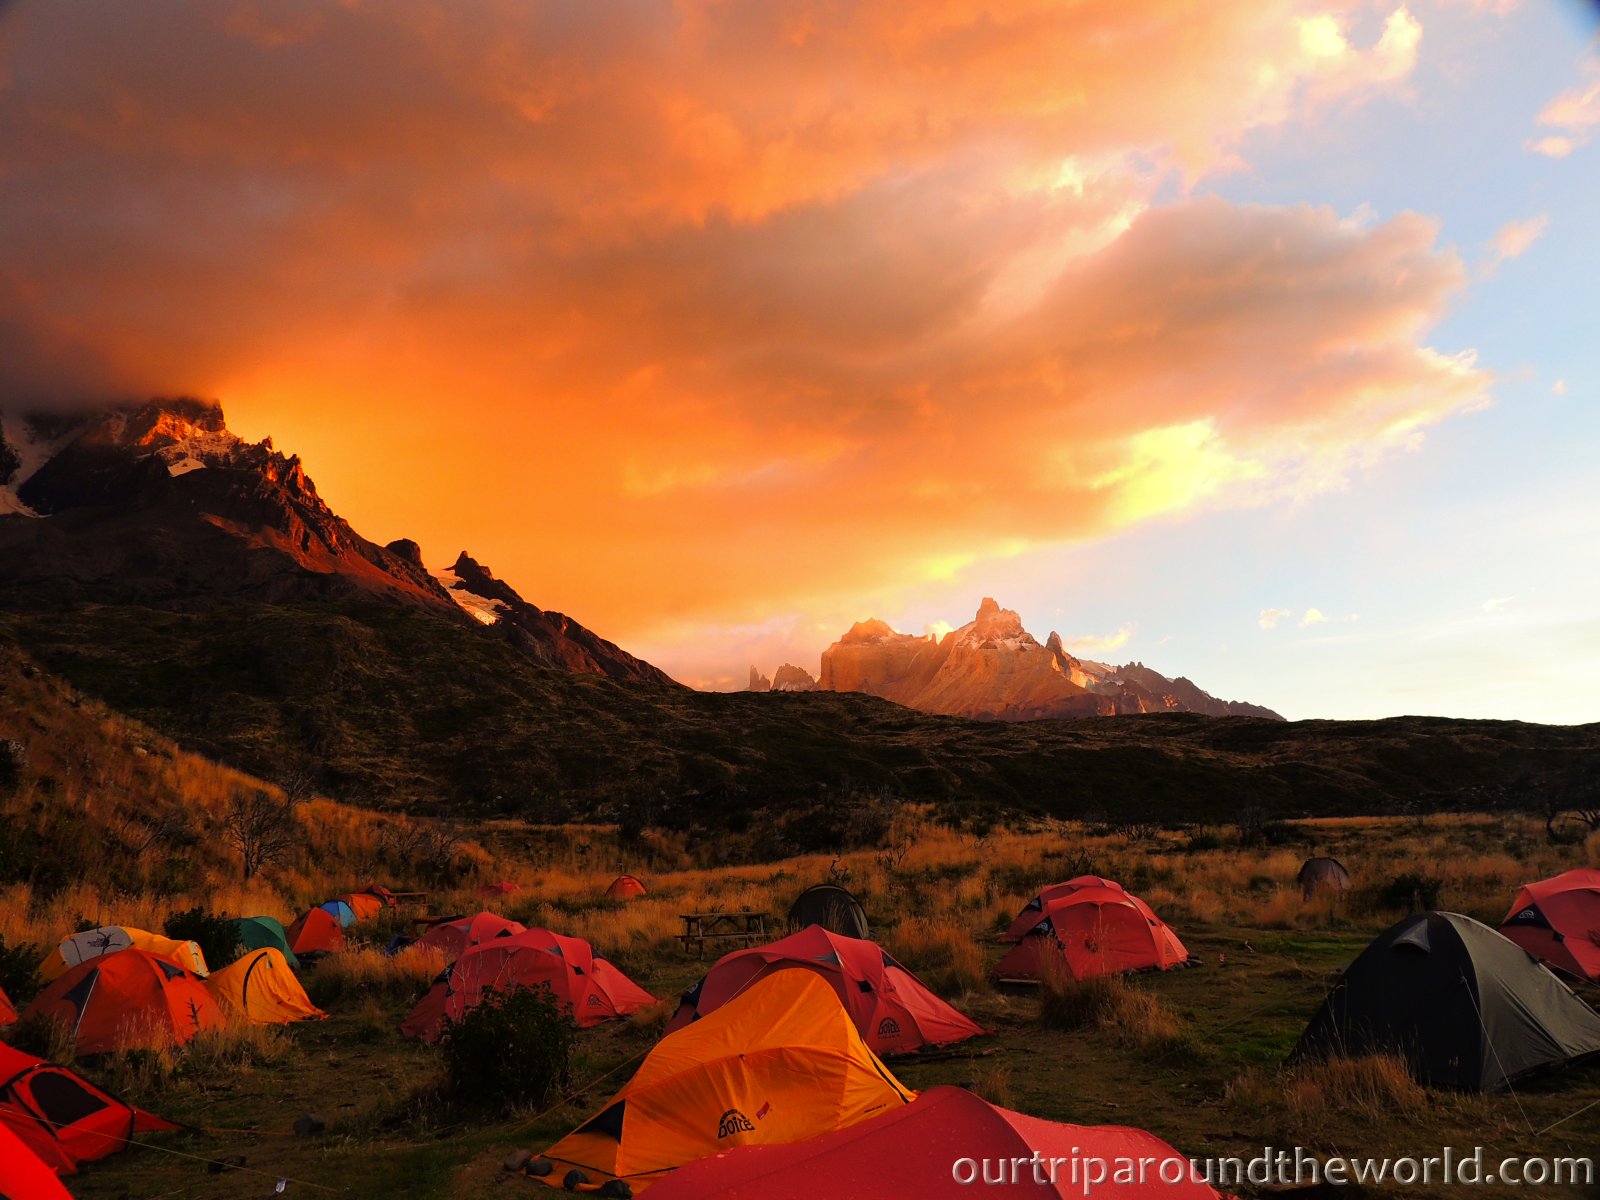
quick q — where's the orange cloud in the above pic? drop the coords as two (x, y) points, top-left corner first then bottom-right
(1528, 58), (1600, 156)
(0, 1), (1481, 670)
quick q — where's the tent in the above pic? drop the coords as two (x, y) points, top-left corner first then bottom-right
(286, 908), (345, 957)
(340, 893), (384, 922)
(402, 928), (654, 1042)
(23, 949), (225, 1056)
(236, 916), (299, 969)
(1500, 868), (1600, 982)
(667, 926), (981, 1055)
(533, 971), (914, 1191)
(1297, 857), (1352, 900)
(204, 949), (324, 1025)
(994, 883), (1190, 983)
(605, 875), (647, 901)
(786, 884), (870, 940)
(1294, 911), (1600, 1091)
(0, 1040), (177, 1174)
(0, 984), (15, 1027)
(999, 877), (1127, 942)
(39, 927), (208, 982)
(412, 912), (527, 962)
(318, 899), (356, 928)
(648, 1084), (1223, 1199)
(476, 881), (519, 899)
(0, 1122), (72, 1200)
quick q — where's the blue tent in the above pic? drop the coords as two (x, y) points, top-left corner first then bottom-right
(319, 899), (356, 928)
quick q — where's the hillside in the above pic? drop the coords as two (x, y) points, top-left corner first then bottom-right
(5, 603), (1597, 840)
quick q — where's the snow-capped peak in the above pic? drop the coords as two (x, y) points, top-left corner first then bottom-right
(431, 565), (507, 626)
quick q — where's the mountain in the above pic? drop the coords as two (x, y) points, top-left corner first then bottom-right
(0, 398), (671, 685)
(757, 598), (1281, 720)
(3, 397), (1594, 834)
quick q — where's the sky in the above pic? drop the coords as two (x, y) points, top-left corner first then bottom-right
(1, 0), (1597, 721)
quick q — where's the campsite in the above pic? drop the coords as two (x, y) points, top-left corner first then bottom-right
(3, 803), (1598, 1199)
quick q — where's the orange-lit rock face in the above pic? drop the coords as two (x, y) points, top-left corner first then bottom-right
(812, 600), (1277, 721)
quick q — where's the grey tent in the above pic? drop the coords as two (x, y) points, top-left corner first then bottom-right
(1294, 911), (1600, 1091)
(1297, 856), (1352, 899)
(787, 884), (869, 940)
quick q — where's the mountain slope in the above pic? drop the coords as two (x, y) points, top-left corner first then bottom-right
(800, 598), (1279, 720)
(0, 398), (672, 685)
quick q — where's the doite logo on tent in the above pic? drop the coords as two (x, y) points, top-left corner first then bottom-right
(716, 1109), (755, 1138)
(877, 1017), (901, 1038)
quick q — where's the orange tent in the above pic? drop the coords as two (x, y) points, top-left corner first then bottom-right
(0, 983), (15, 1027)
(402, 928), (653, 1042)
(1501, 869), (1600, 982)
(286, 908), (345, 956)
(341, 893), (384, 922)
(0, 1121), (72, 1200)
(203, 949), (324, 1025)
(413, 912), (526, 962)
(23, 950), (225, 1055)
(999, 877), (1128, 942)
(667, 926), (982, 1055)
(39, 926), (208, 982)
(0, 1040), (177, 1174)
(994, 882), (1190, 983)
(534, 970), (914, 1191)
(605, 874), (647, 901)
(648, 1085), (1223, 1199)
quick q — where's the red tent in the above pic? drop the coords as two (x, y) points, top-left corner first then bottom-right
(667, 926), (982, 1055)
(605, 874), (647, 900)
(286, 907), (345, 956)
(994, 883), (1189, 983)
(413, 912), (526, 961)
(23, 950), (225, 1056)
(1000, 877), (1127, 942)
(0, 983), (16, 1027)
(1501, 869), (1600, 981)
(401, 928), (654, 1042)
(475, 881), (519, 898)
(0, 1121), (72, 1199)
(362, 884), (398, 907)
(647, 1085), (1222, 1198)
(0, 1041), (177, 1175)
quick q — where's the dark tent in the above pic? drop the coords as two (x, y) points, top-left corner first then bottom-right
(236, 916), (299, 969)
(1294, 911), (1600, 1091)
(787, 884), (870, 939)
(1297, 857), (1352, 900)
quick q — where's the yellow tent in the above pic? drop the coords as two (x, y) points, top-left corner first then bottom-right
(536, 970), (915, 1191)
(38, 926), (209, 982)
(203, 948), (325, 1025)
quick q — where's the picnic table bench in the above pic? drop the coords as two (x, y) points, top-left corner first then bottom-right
(677, 911), (771, 956)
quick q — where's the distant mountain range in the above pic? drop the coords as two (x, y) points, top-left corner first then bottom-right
(2, 395), (1594, 830)
(751, 598), (1280, 721)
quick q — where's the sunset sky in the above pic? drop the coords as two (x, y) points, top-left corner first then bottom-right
(2, 1), (1597, 721)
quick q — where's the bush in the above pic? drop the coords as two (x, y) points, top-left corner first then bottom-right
(1374, 873), (1444, 912)
(439, 984), (575, 1111)
(0, 934), (42, 1004)
(1038, 971), (1186, 1052)
(162, 906), (241, 971)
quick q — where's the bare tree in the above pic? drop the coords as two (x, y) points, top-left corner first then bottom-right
(223, 787), (302, 880)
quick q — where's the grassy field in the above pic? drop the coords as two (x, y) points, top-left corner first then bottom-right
(5, 813), (1596, 1199)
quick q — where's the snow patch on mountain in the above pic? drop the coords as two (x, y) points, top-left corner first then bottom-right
(432, 567), (507, 625)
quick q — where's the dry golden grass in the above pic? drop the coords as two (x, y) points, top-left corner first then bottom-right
(966, 1059), (1015, 1109)
(310, 945), (448, 1004)
(1037, 970), (1186, 1052)
(889, 916), (990, 997)
(1228, 1053), (1432, 1141)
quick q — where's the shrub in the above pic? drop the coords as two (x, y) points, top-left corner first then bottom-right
(439, 984), (575, 1111)
(0, 934), (42, 1004)
(162, 906), (241, 971)
(1374, 872), (1444, 912)
(1038, 971), (1185, 1051)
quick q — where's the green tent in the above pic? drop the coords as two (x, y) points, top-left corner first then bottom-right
(237, 916), (299, 969)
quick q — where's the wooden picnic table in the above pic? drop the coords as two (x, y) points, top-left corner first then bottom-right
(677, 911), (771, 956)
